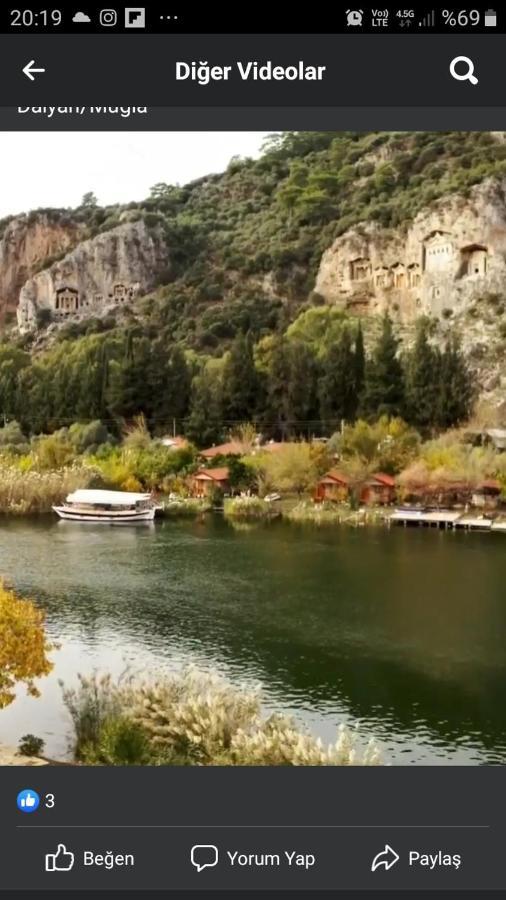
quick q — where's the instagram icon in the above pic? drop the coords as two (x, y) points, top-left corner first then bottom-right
(99, 9), (117, 26)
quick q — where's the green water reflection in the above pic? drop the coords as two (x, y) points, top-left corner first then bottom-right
(1, 515), (505, 764)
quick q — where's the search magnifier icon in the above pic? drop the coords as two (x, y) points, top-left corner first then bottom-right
(450, 56), (478, 85)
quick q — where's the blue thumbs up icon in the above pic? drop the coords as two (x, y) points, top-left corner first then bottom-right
(17, 789), (40, 813)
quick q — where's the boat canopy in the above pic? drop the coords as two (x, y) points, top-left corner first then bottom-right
(65, 489), (151, 505)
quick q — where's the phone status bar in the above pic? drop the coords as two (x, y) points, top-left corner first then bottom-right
(2, 6), (505, 34)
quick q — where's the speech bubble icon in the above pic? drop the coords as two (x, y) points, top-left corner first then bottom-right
(191, 844), (219, 873)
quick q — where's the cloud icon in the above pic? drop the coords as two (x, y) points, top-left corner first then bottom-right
(72, 11), (91, 23)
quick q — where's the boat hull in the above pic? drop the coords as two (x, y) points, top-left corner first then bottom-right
(52, 506), (156, 523)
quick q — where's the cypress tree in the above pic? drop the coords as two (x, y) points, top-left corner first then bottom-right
(221, 332), (258, 424)
(262, 336), (292, 439)
(437, 336), (473, 428)
(186, 373), (223, 447)
(0, 347), (29, 422)
(319, 328), (356, 432)
(147, 341), (191, 431)
(167, 346), (191, 421)
(263, 337), (320, 438)
(404, 319), (440, 429)
(286, 341), (319, 435)
(107, 334), (151, 419)
(354, 321), (366, 408)
(361, 313), (404, 419)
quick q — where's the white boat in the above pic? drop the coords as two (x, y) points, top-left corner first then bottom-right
(53, 489), (158, 523)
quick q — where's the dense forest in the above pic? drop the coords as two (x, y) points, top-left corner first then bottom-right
(1, 130), (502, 443)
(0, 313), (472, 446)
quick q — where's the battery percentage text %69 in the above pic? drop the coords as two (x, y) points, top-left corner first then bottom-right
(442, 10), (481, 26)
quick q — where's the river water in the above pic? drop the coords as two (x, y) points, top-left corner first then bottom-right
(1, 515), (506, 765)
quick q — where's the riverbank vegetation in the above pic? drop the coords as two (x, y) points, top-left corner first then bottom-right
(223, 496), (278, 521)
(161, 498), (211, 517)
(286, 501), (347, 526)
(0, 464), (97, 514)
(0, 409), (503, 516)
(61, 669), (381, 766)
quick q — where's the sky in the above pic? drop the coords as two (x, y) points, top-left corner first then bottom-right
(0, 132), (270, 218)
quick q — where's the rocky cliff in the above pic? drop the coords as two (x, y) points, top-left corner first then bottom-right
(17, 220), (170, 331)
(8, 134), (506, 348)
(0, 213), (82, 319)
(314, 177), (506, 323)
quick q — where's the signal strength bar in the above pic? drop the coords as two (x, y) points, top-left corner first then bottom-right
(419, 10), (435, 27)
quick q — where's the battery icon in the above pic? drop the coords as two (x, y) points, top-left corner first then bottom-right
(484, 9), (497, 27)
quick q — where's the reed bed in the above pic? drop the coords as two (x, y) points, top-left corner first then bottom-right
(62, 669), (382, 767)
(223, 496), (279, 521)
(159, 497), (211, 517)
(0, 463), (98, 514)
(285, 501), (347, 526)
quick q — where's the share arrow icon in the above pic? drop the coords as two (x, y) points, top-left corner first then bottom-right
(371, 844), (400, 872)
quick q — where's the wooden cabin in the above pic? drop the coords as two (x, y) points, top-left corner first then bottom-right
(314, 471), (351, 503)
(192, 467), (230, 497)
(360, 473), (396, 506)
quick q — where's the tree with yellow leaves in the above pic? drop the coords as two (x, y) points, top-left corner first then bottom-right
(0, 583), (54, 709)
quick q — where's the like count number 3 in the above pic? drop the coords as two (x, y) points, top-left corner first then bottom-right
(17, 789), (55, 813)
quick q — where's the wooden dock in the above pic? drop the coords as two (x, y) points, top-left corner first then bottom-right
(390, 509), (462, 528)
(390, 509), (500, 531)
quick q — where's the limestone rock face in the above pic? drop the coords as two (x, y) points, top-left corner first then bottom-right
(0, 213), (81, 317)
(17, 220), (169, 332)
(314, 177), (506, 322)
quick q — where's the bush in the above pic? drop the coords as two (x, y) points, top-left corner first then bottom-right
(251, 443), (323, 496)
(332, 416), (420, 475)
(31, 434), (76, 471)
(160, 498), (211, 517)
(35, 307), (53, 328)
(18, 734), (45, 757)
(0, 421), (26, 447)
(68, 421), (111, 453)
(89, 442), (196, 492)
(223, 496), (276, 520)
(286, 501), (345, 525)
(62, 669), (382, 767)
(61, 673), (125, 761)
(81, 717), (153, 766)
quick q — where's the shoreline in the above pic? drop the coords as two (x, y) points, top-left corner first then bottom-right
(1, 499), (506, 535)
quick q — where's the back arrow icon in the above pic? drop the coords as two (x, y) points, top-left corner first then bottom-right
(23, 60), (46, 81)
(371, 844), (400, 872)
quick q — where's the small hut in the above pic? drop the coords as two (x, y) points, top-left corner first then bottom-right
(360, 473), (396, 506)
(192, 467), (230, 497)
(314, 471), (351, 503)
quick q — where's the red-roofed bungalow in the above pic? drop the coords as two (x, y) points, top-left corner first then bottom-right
(314, 471), (351, 503)
(192, 467), (230, 498)
(360, 473), (396, 506)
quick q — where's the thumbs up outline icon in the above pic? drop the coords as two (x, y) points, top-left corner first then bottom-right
(45, 844), (75, 872)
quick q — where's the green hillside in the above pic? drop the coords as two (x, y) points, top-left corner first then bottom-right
(22, 130), (505, 352)
(133, 131), (506, 348)
(1, 131), (506, 441)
